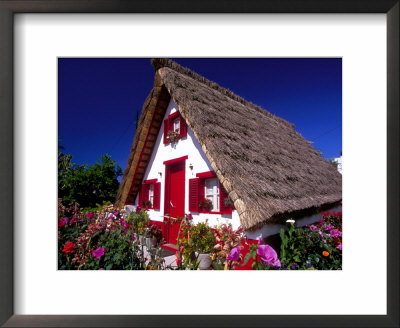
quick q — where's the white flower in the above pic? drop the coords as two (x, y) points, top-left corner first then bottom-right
(286, 219), (295, 224)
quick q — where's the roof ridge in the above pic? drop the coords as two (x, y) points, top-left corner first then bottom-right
(151, 58), (294, 130)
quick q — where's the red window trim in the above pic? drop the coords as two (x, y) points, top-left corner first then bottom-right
(168, 111), (179, 121)
(163, 155), (188, 165)
(196, 171), (216, 179)
(144, 179), (158, 184)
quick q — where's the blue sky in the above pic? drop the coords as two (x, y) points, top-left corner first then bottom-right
(58, 58), (342, 178)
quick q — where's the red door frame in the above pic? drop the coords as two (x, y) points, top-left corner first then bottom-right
(163, 156), (187, 246)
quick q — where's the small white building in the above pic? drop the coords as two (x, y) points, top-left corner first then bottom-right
(333, 156), (343, 174)
(116, 59), (342, 248)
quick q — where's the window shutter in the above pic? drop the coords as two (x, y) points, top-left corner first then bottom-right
(153, 182), (161, 210)
(198, 178), (205, 211)
(189, 178), (199, 212)
(220, 184), (232, 214)
(163, 118), (169, 144)
(144, 184), (150, 206)
(139, 183), (145, 207)
(179, 115), (187, 138)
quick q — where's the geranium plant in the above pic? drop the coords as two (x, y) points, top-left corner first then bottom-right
(198, 199), (213, 212)
(146, 224), (163, 243)
(167, 130), (180, 143)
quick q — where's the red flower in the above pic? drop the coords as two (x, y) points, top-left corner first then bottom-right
(62, 241), (76, 254)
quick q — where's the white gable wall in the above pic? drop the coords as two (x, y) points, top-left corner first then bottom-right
(135, 99), (241, 230)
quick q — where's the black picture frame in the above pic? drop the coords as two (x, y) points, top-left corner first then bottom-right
(0, 1), (398, 327)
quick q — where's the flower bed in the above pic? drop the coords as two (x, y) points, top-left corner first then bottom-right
(58, 199), (342, 270)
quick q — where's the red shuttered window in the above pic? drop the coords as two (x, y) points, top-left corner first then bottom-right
(163, 111), (187, 144)
(189, 172), (233, 214)
(139, 179), (161, 210)
(188, 178), (199, 212)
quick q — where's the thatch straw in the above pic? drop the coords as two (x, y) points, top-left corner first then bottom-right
(117, 58), (342, 231)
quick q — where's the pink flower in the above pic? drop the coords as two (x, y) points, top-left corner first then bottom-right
(336, 244), (342, 250)
(257, 245), (281, 267)
(84, 212), (94, 219)
(92, 247), (106, 259)
(58, 217), (68, 228)
(69, 217), (77, 225)
(113, 211), (119, 216)
(310, 225), (317, 231)
(227, 246), (241, 261)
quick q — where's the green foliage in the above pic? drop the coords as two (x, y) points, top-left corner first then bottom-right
(58, 147), (122, 208)
(85, 226), (138, 270)
(279, 213), (342, 270)
(126, 210), (150, 235)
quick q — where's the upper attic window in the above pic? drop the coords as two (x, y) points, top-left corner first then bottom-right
(163, 111), (187, 144)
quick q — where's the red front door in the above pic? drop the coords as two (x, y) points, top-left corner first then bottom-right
(164, 161), (185, 245)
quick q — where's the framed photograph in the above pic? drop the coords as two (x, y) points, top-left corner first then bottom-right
(0, 1), (398, 327)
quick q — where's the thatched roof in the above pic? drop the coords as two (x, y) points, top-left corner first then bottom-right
(116, 58), (342, 231)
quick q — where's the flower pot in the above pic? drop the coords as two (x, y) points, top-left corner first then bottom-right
(145, 237), (157, 249)
(197, 253), (212, 270)
(135, 234), (145, 244)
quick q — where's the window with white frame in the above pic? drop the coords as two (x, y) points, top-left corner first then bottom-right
(173, 117), (180, 133)
(149, 184), (154, 207)
(205, 178), (219, 211)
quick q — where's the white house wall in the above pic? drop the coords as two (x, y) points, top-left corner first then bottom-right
(246, 205), (342, 240)
(135, 99), (241, 230)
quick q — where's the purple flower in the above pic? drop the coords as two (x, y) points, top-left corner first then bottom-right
(227, 246), (241, 261)
(310, 225), (317, 231)
(336, 244), (342, 250)
(331, 230), (342, 238)
(290, 263), (298, 270)
(256, 245), (281, 267)
(318, 230), (324, 238)
(113, 211), (119, 216)
(121, 219), (128, 228)
(69, 217), (77, 225)
(92, 247), (106, 259)
(306, 261), (312, 268)
(325, 223), (334, 231)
